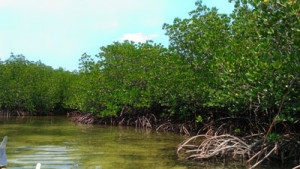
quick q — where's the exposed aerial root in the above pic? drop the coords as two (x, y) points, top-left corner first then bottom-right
(70, 112), (95, 124)
(177, 134), (300, 168)
(177, 134), (251, 160)
(70, 111), (157, 129)
(135, 114), (156, 129)
(156, 122), (174, 132)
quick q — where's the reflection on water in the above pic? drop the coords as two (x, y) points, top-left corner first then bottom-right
(9, 145), (81, 168)
(0, 116), (281, 169)
(0, 116), (191, 169)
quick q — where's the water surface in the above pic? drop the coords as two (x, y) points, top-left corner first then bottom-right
(0, 116), (194, 169)
(0, 116), (287, 169)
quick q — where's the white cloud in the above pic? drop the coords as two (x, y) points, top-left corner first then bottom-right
(119, 33), (158, 43)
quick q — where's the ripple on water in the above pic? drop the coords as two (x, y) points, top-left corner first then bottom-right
(8, 145), (82, 168)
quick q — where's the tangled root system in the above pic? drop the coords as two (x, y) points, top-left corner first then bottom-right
(177, 134), (300, 168)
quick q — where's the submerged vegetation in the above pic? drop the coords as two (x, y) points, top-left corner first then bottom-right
(0, 0), (299, 168)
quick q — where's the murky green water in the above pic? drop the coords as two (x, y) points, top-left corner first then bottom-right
(0, 116), (290, 169)
(0, 116), (192, 169)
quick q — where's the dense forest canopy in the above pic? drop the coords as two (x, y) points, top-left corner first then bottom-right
(0, 54), (76, 115)
(0, 0), (299, 133)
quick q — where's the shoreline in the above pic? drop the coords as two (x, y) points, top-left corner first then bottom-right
(1, 111), (299, 168)
(69, 111), (300, 168)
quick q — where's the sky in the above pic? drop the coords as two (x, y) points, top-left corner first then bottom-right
(0, 0), (234, 71)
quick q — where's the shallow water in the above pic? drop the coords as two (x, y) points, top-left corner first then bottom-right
(0, 116), (290, 169)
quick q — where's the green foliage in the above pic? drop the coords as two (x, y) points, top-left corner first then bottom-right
(196, 115), (203, 123)
(276, 113), (295, 122)
(68, 0), (299, 126)
(162, 0), (300, 122)
(267, 133), (281, 142)
(234, 128), (241, 133)
(67, 41), (170, 116)
(1, 0), (299, 130)
(0, 54), (74, 115)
